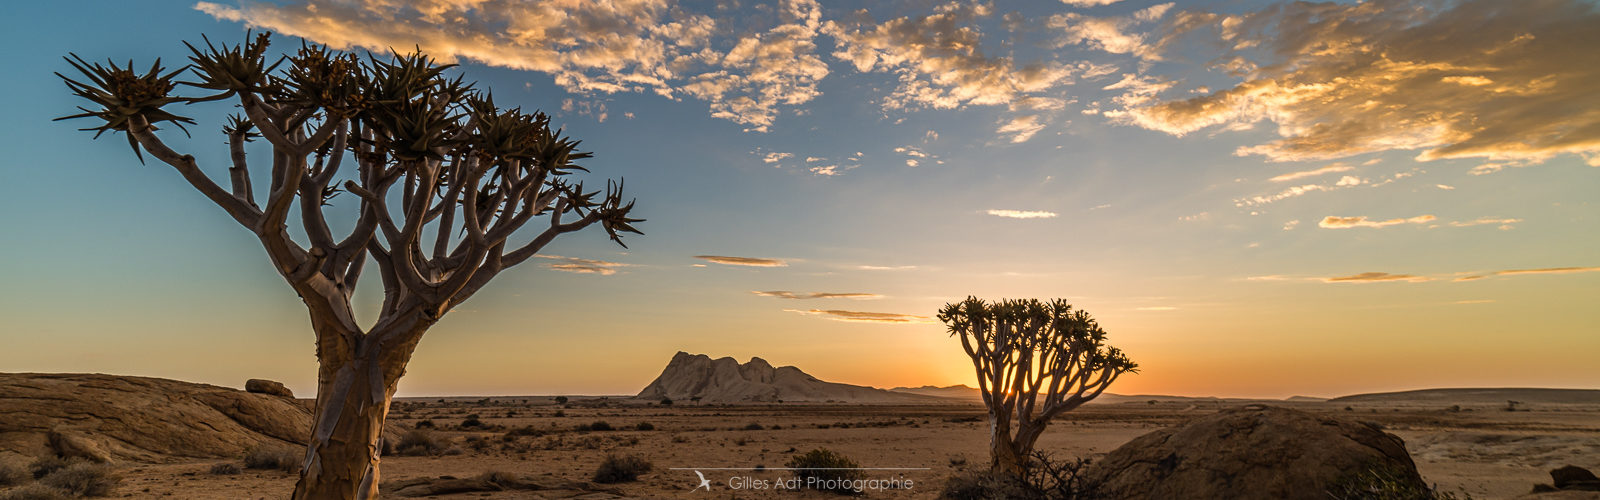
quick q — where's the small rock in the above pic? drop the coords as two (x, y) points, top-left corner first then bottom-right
(1554, 466), (1600, 489)
(245, 379), (294, 398)
(48, 427), (113, 463)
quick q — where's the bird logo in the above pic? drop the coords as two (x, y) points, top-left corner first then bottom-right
(692, 470), (712, 492)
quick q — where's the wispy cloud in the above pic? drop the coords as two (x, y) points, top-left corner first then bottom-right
(986, 209), (1059, 219)
(1323, 272), (1430, 283)
(1447, 217), (1523, 230)
(694, 255), (788, 267)
(1049, 3), (1174, 61)
(535, 255), (632, 276)
(1457, 266), (1600, 281)
(1099, 0), (1600, 165)
(1318, 215), (1436, 229)
(784, 309), (932, 324)
(1269, 164), (1354, 182)
(753, 291), (881, 300)
(763, 151), (793, 164)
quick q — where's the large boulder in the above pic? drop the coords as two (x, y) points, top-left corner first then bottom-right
(245, 378), (295, 398)
(1085, 405), (1426, 500)
(0, 373), (318, 463)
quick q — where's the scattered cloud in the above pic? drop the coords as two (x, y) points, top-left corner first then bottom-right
(1049, 3), (1175, 60)
(1319, 215), (1436, 229)
(1447, 217), (1523, 230)
(986, 209), (1059, 219)
(1100, 0), (1600, 165)
(763, 151), (793, 164)
(1436, 184), (1456, 190)
(535, 255), (632, 275)
(784, 308), (932, 324)
(197, 0), (826, 132)
(809, 164), (858, 176)
(693, 255), (788, 267)
(753, 291), (881, 300)
(825, 3), (1074, 112)
(1269, 164), (1354, 182)
(1323, 272), (1430, 283)
(857, 265), (917, 271)
(1060, 0), (1125, 6)
(1487, 266), (1600, 277)
(1282, 220), (1300, 231)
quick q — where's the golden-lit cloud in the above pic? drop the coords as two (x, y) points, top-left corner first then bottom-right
(783, 309), (932, 324)
(1269, 164), (1354, 183)
(825, 3), (1074, 112)
(1060, 0), (1125, 6)
(694, 255), (787, 267)
(1447, 217), (1523, 230)
(986, 209), (1058, 219)
(1049, 3), (1174, 60)
(1318, 215), (1436, 229)
(196, 0), (826, 131)
(535, 255), (632, 275)
(1101, 0), (1600, 165)
(1323, 272), (1429, 284)
(1488, 266), (1600, 277)
(1237, 176), (1363, 207)
(752, 291), (881, 300)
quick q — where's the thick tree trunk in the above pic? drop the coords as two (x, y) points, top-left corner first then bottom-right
(988, 414), (1027, 476)
(292, 349), (393, 500)
(291, 315), (429, 500)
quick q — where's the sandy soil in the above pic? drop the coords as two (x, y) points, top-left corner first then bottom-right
(19, 399), (1600, 499)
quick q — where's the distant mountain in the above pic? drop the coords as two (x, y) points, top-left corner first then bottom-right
(1285, 395), (1329, 402)
(1329, 388), (1600, 404)
(636, 352), (947, 403)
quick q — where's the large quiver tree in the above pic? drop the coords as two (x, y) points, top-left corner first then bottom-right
(937, 297), (1137, 477)
(57, 33), (642, 499)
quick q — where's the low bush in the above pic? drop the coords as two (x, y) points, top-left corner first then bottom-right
(0, 461), (27, 486)
(743, 423), (764, 431)
(786, 448), (865, 495)
(243, 445), (299, 472)
(634, 422), (655, 431)
(576, 421), (614, 432)
(39, 463), (120, 497)
(209, 463), (241, 475)
(592, 454), (652, 483)
(28, 457), (70, 480)
(0, 484), (70, 500)
(938, 452), (1096, 500)
(395, 429), (447, 457)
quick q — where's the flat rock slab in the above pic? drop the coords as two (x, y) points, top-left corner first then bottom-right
(0, 373), (313, 462)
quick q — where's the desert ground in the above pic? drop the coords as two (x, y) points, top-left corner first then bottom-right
(90, 398), (1600, 499)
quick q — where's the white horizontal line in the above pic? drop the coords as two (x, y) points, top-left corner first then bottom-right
(668, 468), (931, 470)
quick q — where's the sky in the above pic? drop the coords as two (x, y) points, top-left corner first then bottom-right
(0, 0), (1596, 399)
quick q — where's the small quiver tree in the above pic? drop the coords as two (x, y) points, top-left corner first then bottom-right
(937, 297), (1137, 477)
(56, 33), (641, 499)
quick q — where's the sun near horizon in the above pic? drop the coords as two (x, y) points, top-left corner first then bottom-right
(1, 0), (1597, 402)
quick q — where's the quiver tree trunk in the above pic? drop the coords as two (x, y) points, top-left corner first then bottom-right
(293, 317), (429, 500)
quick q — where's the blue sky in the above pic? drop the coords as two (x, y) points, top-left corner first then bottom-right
(1, 0), (1596, 398)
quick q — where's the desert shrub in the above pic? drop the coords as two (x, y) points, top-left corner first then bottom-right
(39, 463), (119, 497)
(744, 423), (764, 431)
(414, 419), (436, 429)
(592, 454), (652, 483)
(460, 417), (484, 429)
(553, 410), (566, 417)
(209, 463), (241, 475)
(0, 484), (70, 500)
(577, 421), (614, 432)
(243, 445), (299, 472)
(506, 425), (545, 438)
(0, 461), (27, 486)
(786, 448), (866, 495)
(28, 457), (70, 480)
(396, 429), (447, 457)
(940, 453), (1095, 500)
(554, 396), (569, 404)
(634, 422), (655, 431)
(1326, 460), (1460, 500)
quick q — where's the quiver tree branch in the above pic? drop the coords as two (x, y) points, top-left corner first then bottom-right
(938, 297), (1137, 477)
(56, 32), (643, 500)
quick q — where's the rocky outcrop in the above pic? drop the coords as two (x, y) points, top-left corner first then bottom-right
(636, 352), (944, 403)
(1523, 465), (1600, 497)
(245, 379), (295, 398)
(1084, 405), (1427, 500)
(0, 373), (313, 463)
